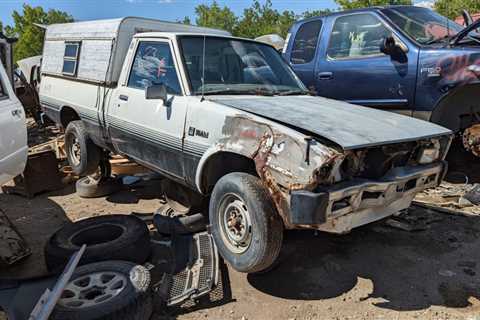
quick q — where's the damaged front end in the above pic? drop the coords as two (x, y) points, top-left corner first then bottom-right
(247, 124), (452, 234)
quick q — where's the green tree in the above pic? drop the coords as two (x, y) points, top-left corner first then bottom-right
(195, 1), (237, 34)
(234, 0), (296, 38)
(335, 0), (412, 10)
(435, 0), (480, 20)
(5, 4), (73, 62)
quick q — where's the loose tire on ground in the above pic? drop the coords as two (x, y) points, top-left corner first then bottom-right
(45, 215), (151, 271)
(76, 176), (122, 198)
(65, 120), (102, 176)
(209, 172), (284, 273)
(51, 261), (153, 320)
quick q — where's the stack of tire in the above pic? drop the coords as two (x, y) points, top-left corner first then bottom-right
(45, 215), (153, 320)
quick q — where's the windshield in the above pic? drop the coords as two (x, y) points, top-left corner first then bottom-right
(382, 6), (470, 45)
(179, 36), (306, 95)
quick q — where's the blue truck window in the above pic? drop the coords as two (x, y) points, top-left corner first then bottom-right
(290, 20), (322, 64)
(327, 14), (390, 59)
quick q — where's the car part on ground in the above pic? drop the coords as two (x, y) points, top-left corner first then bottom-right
(0, 246), (85, 320)
(45, 215), (151, 271)
(463, 124), (480, 157)
(30, 245), (86, 320)
(0, 209), (31, 265)
(51, 260), (153, 320)
(65, 120), (102, 176)
(209, 173), (284, 274)
(75, 176), (122, 199)
(154, 232), (219, 306)
(153, 207), (206, 235)
(1, 149), (63, 198)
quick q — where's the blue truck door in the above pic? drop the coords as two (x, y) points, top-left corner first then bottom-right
(285, 18), (323, 91)
(315, 12), (418, 114)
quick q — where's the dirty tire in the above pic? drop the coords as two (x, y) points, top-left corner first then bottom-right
(210, 172), (283, 273)
(76, 176), (122, 198)
(45, 215), (151, 271)
(51, 261), (153, 320)
(65, 120), (102, 176)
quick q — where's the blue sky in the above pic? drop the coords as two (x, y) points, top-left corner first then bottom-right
(0, 0), (433, 27)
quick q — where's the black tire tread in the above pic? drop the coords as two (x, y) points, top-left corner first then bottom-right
(65, 120), (102, 176)
(210, 172), (283, 273)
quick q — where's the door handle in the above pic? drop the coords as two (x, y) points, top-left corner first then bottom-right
(11, 109), (22, 118)
(119, 95), (129, 101)
(317, 72), (333, 80)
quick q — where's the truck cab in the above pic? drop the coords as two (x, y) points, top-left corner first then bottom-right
(283, 6), (480, 143)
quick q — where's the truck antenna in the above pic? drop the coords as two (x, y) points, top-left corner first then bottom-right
(201, 35), (206, 102)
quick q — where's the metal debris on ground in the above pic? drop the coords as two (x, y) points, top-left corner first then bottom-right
(0, 209), (31, 265)
(383, 207), (444, 232)
(414, 178), (480, 215)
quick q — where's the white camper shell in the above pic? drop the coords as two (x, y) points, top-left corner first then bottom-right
(41, 17), (230, 86)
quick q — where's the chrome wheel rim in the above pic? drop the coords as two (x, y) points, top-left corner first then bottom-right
(67, 134), (81, 166)
(58, 272), (127, 308)
(218, 193), (252, 254)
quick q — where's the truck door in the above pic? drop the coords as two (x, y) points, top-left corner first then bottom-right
(0, 63), (27, 185)
(107, 39), (188, 182)
(315, 13), (418, 115)
(286, 19), (323, 91)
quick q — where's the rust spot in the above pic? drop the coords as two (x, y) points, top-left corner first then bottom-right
(463, 124), (480, 157)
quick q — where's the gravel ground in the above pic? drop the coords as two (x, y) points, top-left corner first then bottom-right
(1, 178), (480, 320)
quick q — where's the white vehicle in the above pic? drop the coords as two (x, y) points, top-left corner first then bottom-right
(40, 18), (452, 273)
(0, 58), (27, 185)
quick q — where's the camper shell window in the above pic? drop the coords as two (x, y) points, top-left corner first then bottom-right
(62, 42), (81, 76)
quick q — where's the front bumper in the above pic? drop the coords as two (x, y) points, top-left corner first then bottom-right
(289, 161), (446, 234)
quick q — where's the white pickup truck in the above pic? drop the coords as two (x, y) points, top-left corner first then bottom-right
(40, 18), (453, 273)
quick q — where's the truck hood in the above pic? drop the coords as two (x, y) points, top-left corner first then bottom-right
(209, 95), (451, 150)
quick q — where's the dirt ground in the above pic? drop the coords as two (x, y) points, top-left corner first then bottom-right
(2, 175), (480, 320)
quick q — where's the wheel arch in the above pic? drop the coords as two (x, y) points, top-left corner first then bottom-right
(430, 83), (480, 131)
(195, 147), (257, 195)
(59, 105), (81, 129)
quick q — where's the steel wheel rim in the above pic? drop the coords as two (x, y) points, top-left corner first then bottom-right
(218, 193), (252, 254)
(58, 271), (127, 308)
(67, 133), (81, 166)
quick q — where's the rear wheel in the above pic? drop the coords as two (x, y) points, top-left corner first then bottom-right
(65, 120), (102, 176)
(209, 172), (283, 273)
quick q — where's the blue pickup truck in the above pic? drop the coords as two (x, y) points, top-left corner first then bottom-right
(283, 6), (480, 154)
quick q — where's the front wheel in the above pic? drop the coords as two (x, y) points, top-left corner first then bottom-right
(209, 172), (283, 273)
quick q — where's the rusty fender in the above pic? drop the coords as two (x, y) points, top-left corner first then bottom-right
(220, 116), (343, 228)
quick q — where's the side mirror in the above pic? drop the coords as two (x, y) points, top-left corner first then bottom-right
(380, 36), (396, 55)
(145, 84), (168, 103)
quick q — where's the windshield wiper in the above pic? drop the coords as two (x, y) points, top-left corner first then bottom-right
(200, 87), (276, 96)
(424, 35), (451, 45)
(277, 89), (313, 96)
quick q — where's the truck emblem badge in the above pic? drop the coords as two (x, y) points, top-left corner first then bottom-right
(188, 127), (209, 139)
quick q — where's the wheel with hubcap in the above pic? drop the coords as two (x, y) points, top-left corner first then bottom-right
(52, 261), (153, 320)
(210, 172), (284, 273)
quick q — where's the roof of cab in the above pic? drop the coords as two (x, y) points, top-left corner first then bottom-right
(293, 5), (415, 25)
(134, 32), (273, 46)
